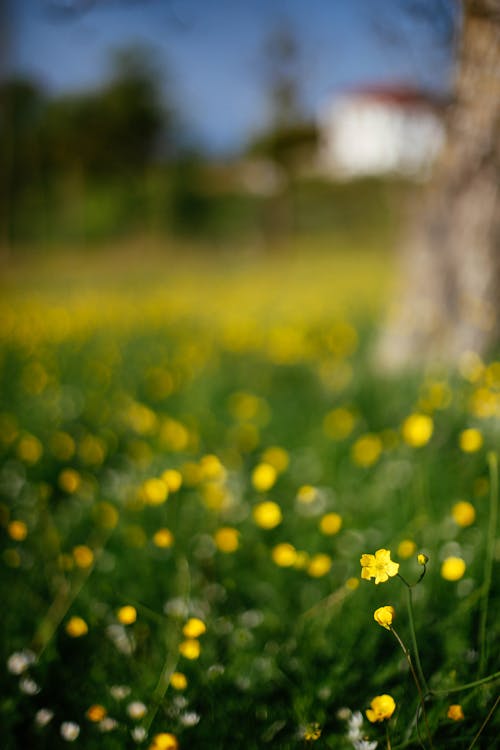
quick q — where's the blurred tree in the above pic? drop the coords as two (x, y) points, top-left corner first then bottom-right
(249, 22), (318, 243)
(377, 0), (500, 367)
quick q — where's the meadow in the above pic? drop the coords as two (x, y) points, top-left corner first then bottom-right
(0, 240), (498, 749)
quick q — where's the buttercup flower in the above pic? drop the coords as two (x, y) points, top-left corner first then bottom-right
(441, 557), (466, 581)
(182, 617), (206, 638)
(447, 704), (464, 721)
(417, 553), (429, 565)
(117, 605), (137, 625)
(373, 605), (395, 630)
(452, 501), (475, 527)
(366, 694), (396, 723)
(360, 549), (399, 584)
(149, 733), (178, 750)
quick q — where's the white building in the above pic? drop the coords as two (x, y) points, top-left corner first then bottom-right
(319, 85), (446, 179)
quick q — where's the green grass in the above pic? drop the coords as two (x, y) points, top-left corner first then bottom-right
(0, 243), (498, 749)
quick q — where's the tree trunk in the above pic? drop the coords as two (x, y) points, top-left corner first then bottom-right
(376, 0), (500, 370)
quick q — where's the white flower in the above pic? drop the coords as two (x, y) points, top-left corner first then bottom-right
(127, 701), (147, 720)
(60, 721), (80, 741)
(131, 726), (147, 743)
(354, 741), (378, 750)
(35, 708), (54, 727)
(180, 710), (200, 726)
(7, 650), (36, 675)
(110, 684), (131, 700)
(19, 676), (41, 695)
(99, 717), (118, 732)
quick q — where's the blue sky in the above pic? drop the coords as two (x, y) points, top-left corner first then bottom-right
(7, 0), (458, 153)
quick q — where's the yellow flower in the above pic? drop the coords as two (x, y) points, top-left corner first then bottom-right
(459, 428), (483, 453)
(170, 672), (187, 690)
(7, 520), (28, 541)
(402, 413), (433, 447)
(345, 577), (360, 591)
(117, 605), (137, 625)
(58, 468), (81, 494)
(441, 557), (466, 581)
(307, 554), (332, 578)
(65, 616), (88, 637)
(272, 543), (297, 567)
(374, 605), (395, 630)
(182, 617), (206, 638)
(366, 694), (396, 722)
(17, 434), (43, 464)
(153, 528), (174, 548)
(251, 462), (277, 492)
(360, 549), (399, 584)
(161, 469), (183, 492)
(179, 638), (200, 659)
(214, 526), (239, 552)
(397, 539), (416, 559)
(73, 545), (94, 568)
(261, 445), (289, 472)
(319, 512), (342, 535)
(417, 553), (429, 565)
(452, 501), (475, 527)
(252, 501), (282, 529)
(142, 477), (169, 505)
(297, 485), (318, 504)
(149, 733), (179, 750)
(447, 704), (464, 721)
(86, 704), (107, 722)
(303, 722), (321, 740)
(351, 434), (382, 468)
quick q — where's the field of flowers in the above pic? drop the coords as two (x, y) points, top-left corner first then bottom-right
(1, 244), (498, 749)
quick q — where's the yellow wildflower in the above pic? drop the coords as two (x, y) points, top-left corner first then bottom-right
(170, 672), (187, 690)
(86, 705), (107, 722)
(251, 462), (277, 492)
(272, 543), (297, 567)
(142, 478), (168, 505)
(261, 445), (289, 472)
(397, 539), (416, 559)
(117, 605), (137, 625)
(319, 512), (342, 535)
(214, 527), (239, 552)
(452, 501), (475, 527)
(252, 501), (282, 529)
(303, 722), (321, 740)
(7, 520), (28, 541)
(65, 616), (88, 637)
(73, 545), (94, 569)
(297, 485), (318, 504)
(360, 549), (399, 584)
(182, 618), (206, 638)
(161, 469), (183, 492)
(307, 554), (332, 577)
(447, 704), (464, 721)
(418, 553), (429, 565)
(373, 605), (395, 630)
(402, 413), (433, 447)
(153, 528), (174, 548)
(17, 434), (43, 464)
(58, 468), (81, 494)
(459, 428), (483, 453)
(323, 407), (355, 440)
(441, 557), (466, 581)
(149, 733), (179, 750)
(351, 434), (382, 468)
(179, 639), (200, 659)
(366, 694), (396, 722)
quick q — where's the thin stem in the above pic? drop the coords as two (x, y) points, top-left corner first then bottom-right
(466, 694), (499, 750)
(428, 670), (500, 696)
(143, 556), (190, 735)
(478, 451), (498, 677)
(391, 626), (433, 750)
(386, 722), (392, 750)
(404, 584), (428, 695)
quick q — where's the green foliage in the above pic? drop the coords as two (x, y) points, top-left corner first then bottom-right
(0, 255), (498, 749)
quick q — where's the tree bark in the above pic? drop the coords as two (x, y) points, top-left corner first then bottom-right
(376, 0), (500, 369)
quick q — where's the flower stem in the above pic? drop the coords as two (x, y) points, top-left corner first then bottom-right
(391, 626), (433, 750)
(478, 451), (498, 678)
(428, 670), (500, 696)
(466, 694), (499, 750)
(386, 722), (392, 750)
(404, 584), (428, 695)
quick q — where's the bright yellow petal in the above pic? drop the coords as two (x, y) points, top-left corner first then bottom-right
(360, 554), (375, 567)
(374, 570), (389, 584)
(361, 567), (374, 580)
(375, 548), (391, 563)
(386, 561), (400, 577)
